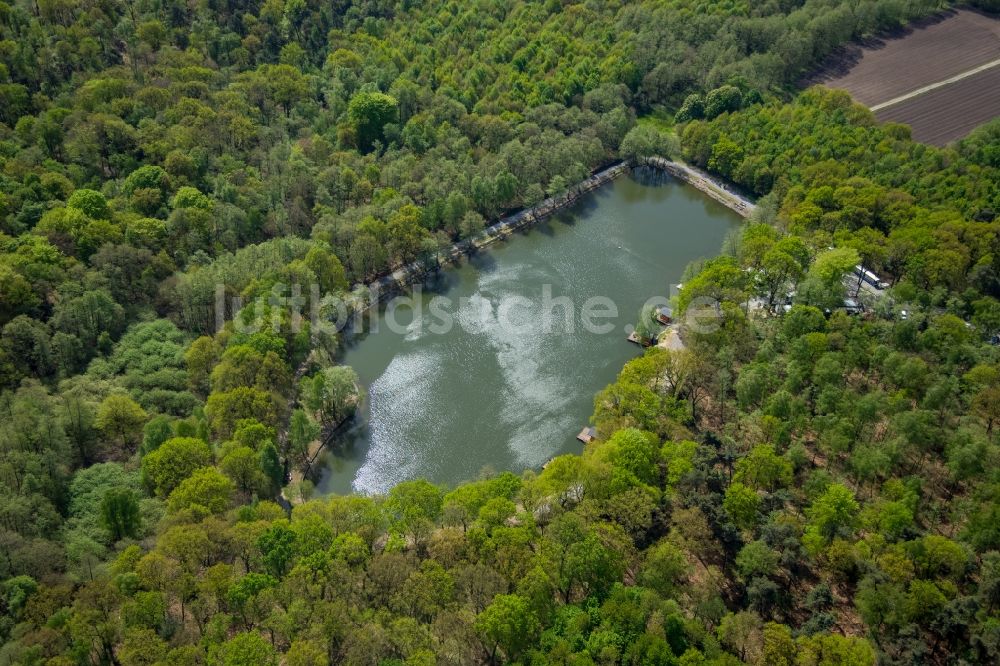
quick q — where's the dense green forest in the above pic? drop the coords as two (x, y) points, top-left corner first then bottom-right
(3, 0), (1000, 664)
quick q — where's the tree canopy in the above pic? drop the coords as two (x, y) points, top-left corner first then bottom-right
(1, 0), (999, 663)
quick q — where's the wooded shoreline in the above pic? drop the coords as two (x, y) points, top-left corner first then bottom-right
(353, 157), (756, 310)
(305, 156), (752, 494)
(641, 157), (758, 219)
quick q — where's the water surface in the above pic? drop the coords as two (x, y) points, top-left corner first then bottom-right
(318, 169), (742, 494)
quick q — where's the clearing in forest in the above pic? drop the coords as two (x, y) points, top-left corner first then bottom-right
(809, 9), (1000, 146)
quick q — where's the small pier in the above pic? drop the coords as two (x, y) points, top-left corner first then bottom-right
(576, 426), (596, 443)
(627, 331), (654, 347)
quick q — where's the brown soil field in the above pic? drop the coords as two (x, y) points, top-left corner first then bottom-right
(875, 65), (1000, 146)
(808, 9), (1000, 145)
(815, 9), (1000, 106)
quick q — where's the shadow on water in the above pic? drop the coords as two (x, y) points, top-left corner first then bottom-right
(466, 248), (499, 274)
(566, 189), (604, 217)
(318, 430), (361, 473)
(631, 165), (676, 187)
(337, 318), (373, 352)
(418, 269), (453, 296)
(528, 219), (558, 238)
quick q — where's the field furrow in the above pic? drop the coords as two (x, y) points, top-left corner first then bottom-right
(813, 9), (1000, 145)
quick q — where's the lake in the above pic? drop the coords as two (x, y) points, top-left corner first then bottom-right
(317, 168), (743, 495)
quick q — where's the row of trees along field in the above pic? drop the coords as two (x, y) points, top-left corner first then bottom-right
(2, 0), (1000, 664)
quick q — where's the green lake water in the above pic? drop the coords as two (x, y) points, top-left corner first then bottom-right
(317, 168), (742, 495)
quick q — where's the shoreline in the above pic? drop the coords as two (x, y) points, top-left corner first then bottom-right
(351, 157), (756, 311)
(641, 157), (758, 218)
(303, 156), (754, 494)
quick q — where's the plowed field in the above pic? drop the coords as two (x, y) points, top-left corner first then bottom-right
(876, 65), (1000, 145)
(812, 9), (1000, 145)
